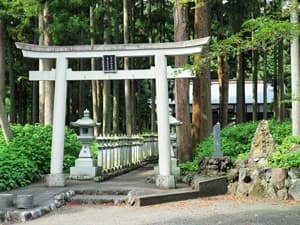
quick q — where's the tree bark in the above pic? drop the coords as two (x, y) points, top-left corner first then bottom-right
(7, 37), (16, 123)
(38, 13), (45, 124)
(38, 1), (53, 125)
(252, 49), (258, 121)
(112, 6), (121, 133)
(174, 0), (192, 162)
(192, 0), (212, 147)
(236, 49), (245, 123)
(277, 38), (285, 121)
(90, 5), (100, 136)
(42, 1), (54, 125)
(263, 47), (268, 119)
(124, 0), (132, 135)
(291, 0), (300, 135)
(217, 55), (229, 127)
(0, 20), (12, 142)
(216, 0), (229, 128)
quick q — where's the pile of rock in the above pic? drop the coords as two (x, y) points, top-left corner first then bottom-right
(198, 156), (231, 177)
(228, 120), (300, 200)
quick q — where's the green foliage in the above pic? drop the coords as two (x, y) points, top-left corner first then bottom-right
(221, 122), (259, 158)
(180, 120), (294, 172)
(268, 120), (292, 145)
(179, 160), (198, 172)
(270, 136), (300, 168)
(0, 152), (38, 190)
(0, 124), (81, 190)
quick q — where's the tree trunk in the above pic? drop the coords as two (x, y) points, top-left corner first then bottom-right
(236, 49), (245, 123)
(90, 5), (100, 136)
(38, 13), (45, 124)
(273, 42), (278, 118)
(252, 49), (258, 121)
(174, 0), (192, 162)
(0, 20), (12, 142)
(216, 0), (229, 128)
(112, 6), (121, 133)
(192, 0), (212, 147)
(124, 0), (132, 135)
(217, 55), (229, 127)
(263, 47), (268, 119)
(38, 1), (53, 125)
(277, 38), (285, 121)
(42, 1), (54, 125)
(148, 1), (156, 132)
(7, 37), (16, 123)
(102, 1), (112, 135)
(290, 0), (300, 135)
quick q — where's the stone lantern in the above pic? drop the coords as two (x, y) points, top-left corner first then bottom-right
(70, 109), (100, 179)
(154, 113), (182, 177)
(169, 114), (182, 177)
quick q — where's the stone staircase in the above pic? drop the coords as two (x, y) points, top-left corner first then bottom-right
(70, 189), (129, 205)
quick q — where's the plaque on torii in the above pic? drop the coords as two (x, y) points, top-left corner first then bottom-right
(15, 37), (210, 189)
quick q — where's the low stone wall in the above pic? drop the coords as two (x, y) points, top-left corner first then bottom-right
(198, 156), (232, 177)
(228, 166), (300, 200)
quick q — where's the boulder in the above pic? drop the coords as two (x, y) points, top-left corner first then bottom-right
(271, 168), (287, 190)
(227, 182), (238, 195)
(288, 179), (300, 200)
(236, 182), (251, 196)
(277, 188), (289, 200)
(288, 167), (300, 180)
(227, 168), (239, 182)
(266, 184), (277, 199)
(248, 181), (266, 198)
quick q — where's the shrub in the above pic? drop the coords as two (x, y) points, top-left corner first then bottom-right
(0, 152), (38, 190)
(270, 135), (300, 168)
(0, 124), (81, 190)
(180, 120), (294, 172)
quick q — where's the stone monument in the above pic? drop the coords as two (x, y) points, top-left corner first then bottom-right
(247, 120), (276, 167)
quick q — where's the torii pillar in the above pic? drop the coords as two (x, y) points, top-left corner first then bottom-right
(16, 37), (210, 189)
(155, 54), (174, 188)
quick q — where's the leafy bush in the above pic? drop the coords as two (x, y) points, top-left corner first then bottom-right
(0, 152), (38, 190)
(180, 120), (294, 172)
(270, 135), (300, 168)
(0, 124), (81, 190)
(268, 120), (292, 145)
(221, 121), (259, 158)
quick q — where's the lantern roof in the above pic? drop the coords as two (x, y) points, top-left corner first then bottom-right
(72, 109), (96, 127)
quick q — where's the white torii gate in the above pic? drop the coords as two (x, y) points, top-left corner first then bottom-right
(16, 37), (210, 189)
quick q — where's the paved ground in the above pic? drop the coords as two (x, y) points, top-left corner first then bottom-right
(3, 164), (300, 225)
(13, 195), (300, 225)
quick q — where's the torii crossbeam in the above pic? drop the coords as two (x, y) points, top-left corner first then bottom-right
(16, 37), (210, 189)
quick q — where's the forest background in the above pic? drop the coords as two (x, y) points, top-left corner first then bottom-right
(0, 0), (300, 163)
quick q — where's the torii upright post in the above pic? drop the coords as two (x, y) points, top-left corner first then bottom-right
(155, 54), (174, 188)
(48, 56), (68, 186)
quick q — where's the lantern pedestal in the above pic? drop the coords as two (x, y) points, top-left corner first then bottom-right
(70, 158), (100, 179)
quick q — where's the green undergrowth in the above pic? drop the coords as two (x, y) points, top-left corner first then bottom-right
(180, 119), (296, 172)
(0, 124), (81, 191)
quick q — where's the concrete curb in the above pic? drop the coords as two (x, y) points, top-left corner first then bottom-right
(128, 176), (228, 207)
(0, 190), (75, 224)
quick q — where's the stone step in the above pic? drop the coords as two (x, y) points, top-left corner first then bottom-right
(70, 194), (128, 204)
(74, 189), (129, 196)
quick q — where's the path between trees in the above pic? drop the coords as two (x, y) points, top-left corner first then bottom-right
(13, 195), (300, 225)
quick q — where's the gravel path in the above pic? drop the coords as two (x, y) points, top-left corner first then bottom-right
(13, 195), (300, 225)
